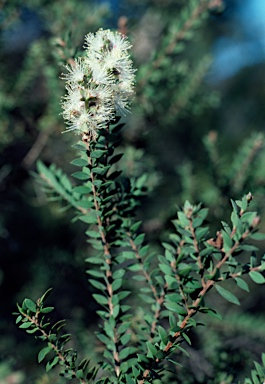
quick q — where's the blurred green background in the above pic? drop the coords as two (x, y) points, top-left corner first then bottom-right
(1, 0), (265, 382)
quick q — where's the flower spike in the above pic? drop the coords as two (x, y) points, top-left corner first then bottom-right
(61, 29), (135, 141)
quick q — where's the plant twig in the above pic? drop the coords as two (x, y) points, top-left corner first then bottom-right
(138, 227), (252, 383)
(21, 310), (86, 384)
(84, 135), (121, 377)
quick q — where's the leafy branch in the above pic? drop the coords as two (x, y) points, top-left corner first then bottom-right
(137, 197), (265, 383)
(14, 289), (98, 382)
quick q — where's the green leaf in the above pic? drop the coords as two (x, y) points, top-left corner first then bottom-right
(119, 347), (137, 360)
(146, 342), (157, 358)
(158, 326), (168, 344)
(251, 369), (260, 384)
(235, 277), (249, 292)
(182, 332), (192, 345)
(162, 242), (175, 253)
(250, 232), (265, 241)
(135, 174), (147, 189)
(93, 180), (103, 188)
(249, 271), (265, 284)
(159, 263), (172, 275)
(112, 269), (125, 279)
(38, 346), (53, 363)
(130, 221), (142, 232)
(117, 322), (131, 335)
(39, 288), (53, 304)
(240, 195), (248, 212)
(241, 212), (257, 226)
(92, 294), (108, 305)
(134, 233), (145, 246)
(15, 315), (22, 324)
(119, 251), (135, 260)
(40, 307), (54, 314)
(112, 304), (120, 319)
(177, 211), (190, 227)
(76, 369), (84, 379)
(165, 275), (178, 289)
(166, 293), (182, 303)
(51, 320), (66, 331)
(127, 263), (142, 272)
(91, 150), (106, 159)
(139, 245), (150, 257)
(85, 256), (103, 264)
(72, 171), (90, 180)
(239, 245), (259, 252)
(91, 167), (106, 175)
(78, 358), (90, 371)
(72, 142), (87, 151)
(79, 212), (98, 224)
(222, 230), (233, 253)
(195, 227), (209, 241)
(164, 301), (186, 315)
(178, 263), (192, 277)
(125, 374), (136, 384)
(86, 230), (101, 239)
(168, 315), (179, 331)
(46, 356), (59, 372)
(86, 269), (104, 278)
(71, 158), (88, 167)
(73, 186), (91, 194)
(166, 357), (182, 367)
(112, 278), (123, 292)
(24, 298), (37, 312)
(78, 200), (93, 209)
(139, 294), (155, 304)
(254, 361), (264, 378)
(120, 333), (131, 346)
(19, 322), (32, 329)
(215, 285), (240, 305)
(89, 279), (106, 290)
(104, 322), (115, 339)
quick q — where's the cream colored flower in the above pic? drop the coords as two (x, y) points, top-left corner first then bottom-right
(61, 28), (135, 139)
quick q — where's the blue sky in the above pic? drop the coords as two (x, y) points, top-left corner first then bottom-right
(210, 0), (265, 81)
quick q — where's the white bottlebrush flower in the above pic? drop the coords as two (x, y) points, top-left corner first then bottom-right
(61, 28), (135, 140)
(61, 85), (84, 116)
(104, 28), (133, 53)
(61, 58), (87, 84)
(87, 58), (113, 86)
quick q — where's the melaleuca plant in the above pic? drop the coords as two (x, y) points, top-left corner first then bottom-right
(14, 29), (265, 384)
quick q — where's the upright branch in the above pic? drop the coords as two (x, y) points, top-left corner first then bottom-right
(127, 231), (167, 340)
(60, 29), (136, 378)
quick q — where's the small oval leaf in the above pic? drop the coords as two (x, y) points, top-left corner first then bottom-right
(249, 271), (265, 284)
(38, 346), (52, 363)
(215, 285), (240, 305)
